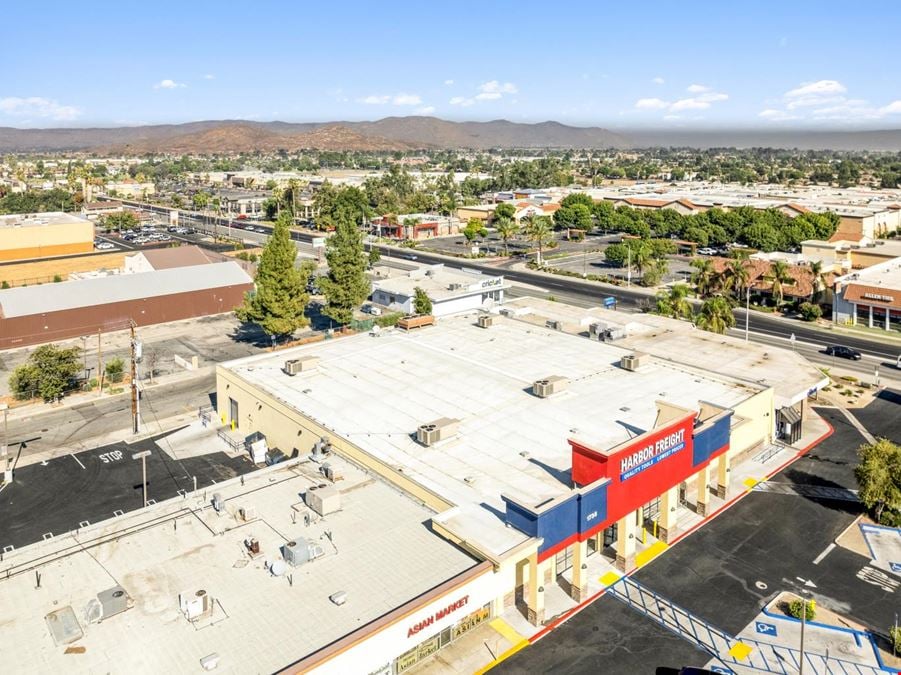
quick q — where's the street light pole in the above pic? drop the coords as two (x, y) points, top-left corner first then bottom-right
(799, 600), (807, 675)
(0, 403), (8, 484)
(132, 450), (151, 507)
(745, 285), (750, 343)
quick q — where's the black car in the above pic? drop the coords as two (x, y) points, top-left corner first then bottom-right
(825, 345), (862, 360)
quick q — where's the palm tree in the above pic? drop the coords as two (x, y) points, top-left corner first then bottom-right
(807, 260), (828, 304)
(721, 257), (751, 301)
(695, 296), (736, 334)
(525, 215), (554, 266)
(765, 260), (793, 307)
(495, 216), (519, 256)
(691, 258), (718, 298)
(656, 284), (693, 320)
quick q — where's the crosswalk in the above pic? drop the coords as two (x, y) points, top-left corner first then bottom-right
(605, 575), (884, 674)
(753, 481), (859, 502)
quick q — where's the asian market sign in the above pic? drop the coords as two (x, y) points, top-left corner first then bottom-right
(619, 428), (687, 481)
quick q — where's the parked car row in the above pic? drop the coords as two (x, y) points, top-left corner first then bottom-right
(122, 231), (172, 244)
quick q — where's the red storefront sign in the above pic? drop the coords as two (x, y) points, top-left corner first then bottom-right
(407, 595), (470, 638)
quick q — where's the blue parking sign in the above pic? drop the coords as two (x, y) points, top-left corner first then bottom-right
(755, 621), (778, 636)
(890, 562), (901, 573)
(604, 296), (616, 308)
(710, 667), (735, 675)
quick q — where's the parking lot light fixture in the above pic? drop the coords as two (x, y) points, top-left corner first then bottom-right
(132, 450), (151, 507)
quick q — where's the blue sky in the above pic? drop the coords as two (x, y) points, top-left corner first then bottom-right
(2, 1), (900, 129)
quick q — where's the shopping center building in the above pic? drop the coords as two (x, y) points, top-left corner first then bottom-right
(833, 257), (901, 332)
(212, 308), (808, 670)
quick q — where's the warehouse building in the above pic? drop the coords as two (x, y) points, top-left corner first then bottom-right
(0, 212), (94, 262)
(211, 309), (793, 669)
(0, 260), (252, 348)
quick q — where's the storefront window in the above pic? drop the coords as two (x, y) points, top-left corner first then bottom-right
(891, 310), (901, 333)
(394, 604), (491, 673)
(855, 303), (870, 326)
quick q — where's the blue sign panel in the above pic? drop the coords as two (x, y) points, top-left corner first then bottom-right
(604, 296), (616, 307)
(692, 413), (732, 467)
(755, 621), (777, 636)
(710, 667), (735, 675)
(890, 562), (901, 573)
(578, 482), (608, 534)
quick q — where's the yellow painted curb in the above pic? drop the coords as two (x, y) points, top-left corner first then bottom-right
(743, 477), (760, 491)
(489, 618), (526, 646)
(728, 641), (753, 661)
(635, 541), (668, 568)
(599, 571), (622, 587)
(473, 638), (529, 674)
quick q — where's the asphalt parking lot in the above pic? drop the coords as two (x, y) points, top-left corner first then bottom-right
(0, 433), (255, 551)
(498, 395), (901, 674)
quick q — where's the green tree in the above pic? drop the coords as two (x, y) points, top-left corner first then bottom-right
(102, 211), (140, 232)
(368, 246), (381, 267)
(495, 216), (519, 256)
(691, 258), (719, 298)
(525, 216), (554, 266)
(235, 212), (312, 337)
(765, 260), (793, 306)
(854, 438), (901, 523)
(553, 203), (592, 231)
(105, 357), (125, 383)
(656, 284), (693, 320)
(319, 214), (371, 325)
(9, 343), (82, 401)
(721, 256), (751, 301)
(695, 296), (736, 334)
(413, 287), (433, 315)
(604, 242), (629, 267)
(192, 191), (210, 212)
(463, 217), (488, 242)
(494, 202), (516, 220)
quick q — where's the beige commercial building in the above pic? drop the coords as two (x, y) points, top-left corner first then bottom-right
(0, 212), (94, 262)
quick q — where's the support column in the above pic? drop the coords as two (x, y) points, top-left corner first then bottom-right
(615, 511), (637, 572)
(570, 540), (588, 602)
(526, 553), (545, 626)
(716, 453), (730, 499)
(696, 464), (711, 517)
(658, 485), (679, 543)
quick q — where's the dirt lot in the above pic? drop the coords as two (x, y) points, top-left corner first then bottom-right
(0, 252), (126, 286)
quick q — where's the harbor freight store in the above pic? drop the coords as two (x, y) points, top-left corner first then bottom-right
(217, 310), (780, 672)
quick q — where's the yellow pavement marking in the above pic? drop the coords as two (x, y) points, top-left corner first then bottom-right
(599, 571), (622, 587)
(489, 618), (526, 646)
(635, 541), (668, 568)
(474, 637), (529, 674)
(743, 477), (761, 490)
(728, 641), (753, 661)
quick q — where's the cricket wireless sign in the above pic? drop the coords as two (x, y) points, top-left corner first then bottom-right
(619, 428), (687, 481)
(407, 595), (470, 638)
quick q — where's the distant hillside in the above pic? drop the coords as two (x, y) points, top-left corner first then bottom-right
(102, 123), (418, 154)
(0, 117), (626, 153)
(622, 128), (901, 151)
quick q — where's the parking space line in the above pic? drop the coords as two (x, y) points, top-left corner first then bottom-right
(813, 543), (836, 565)
(70, 453), (86, 470)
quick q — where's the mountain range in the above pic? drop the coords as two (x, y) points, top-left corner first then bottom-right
(1, 117), (900, 153)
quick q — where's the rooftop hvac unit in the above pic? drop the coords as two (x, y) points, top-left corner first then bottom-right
(589, 322), (607, 340)
(283, 538), (324, 567)
(284, 355), (320, 376)
(329, 591), (348, 606)
(304, 484), (341, 516)
(211, 493), (224, 512)
(477, 314), (495, 328)
(416, 417), (461, 446)
(532, 375), (569, 398)
(546, 319), (562, 331)
(311, 436), (331, 460)
(238, 505), (257, 522)
(179, 589), (212, 620)
(620, 352), (647, 372)
(96, 586), (130, 620)
(245, 432), (268, 464)
(448, 283), (465, 291)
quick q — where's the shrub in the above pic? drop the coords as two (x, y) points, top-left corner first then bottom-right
(890, 625), (901, 653)
(52, 274), (63, 283)
(788, 598), (816, 621)
(799, 302), (822, 321)
(105, 357), (125, 383)
(841, 375), (858, 383)
(375, 312), (403, 328)
(1, 281), (8, 289)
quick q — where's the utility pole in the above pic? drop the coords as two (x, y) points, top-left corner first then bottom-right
(130, 322), (141, 435)
(132, 450), (151, 507)
(799, 599), (807, 675)
(745, 286), (750, 342)
(627, 245), (632, 287)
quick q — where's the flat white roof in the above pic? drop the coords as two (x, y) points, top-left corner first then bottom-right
(222, 312), (759, 557)
(0, 455), (476, 673)
(502, 297), (827, 408)
(372, 264), (508, 301)
(840, 257), (901, 289)
(0, 261), (251, 318)
(0, 211), (91, 228)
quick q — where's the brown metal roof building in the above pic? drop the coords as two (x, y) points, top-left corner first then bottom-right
(0, 261), (253, 349)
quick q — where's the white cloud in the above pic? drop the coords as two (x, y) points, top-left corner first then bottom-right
(635, 97), (669, 110)
(443, 79), (454, 86)
(785, 79), (846, 99)
(0, 96), (80, 121)
(154, 79), (186, 90)
(359, 93), (422, 106)
(203, 74), (215, 80)
(880, 101), (901, 115)
(360, 95), (391, 105)
(449, 80), (518, 107)
(670, 98), (711, 111)
(479, 80), (518, 95)
(652, 77), (665, 85)
(415, 105), (436, 115)
(686, 84), (710, 94)
(392, 93), (422, 106)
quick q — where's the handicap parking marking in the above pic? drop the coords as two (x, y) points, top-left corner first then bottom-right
(755, 621), (778, 636)
(890, 561), (901, 573)
(709, 667), (735, 675)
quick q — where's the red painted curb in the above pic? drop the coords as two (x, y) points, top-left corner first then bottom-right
(526, 417), (835, 647)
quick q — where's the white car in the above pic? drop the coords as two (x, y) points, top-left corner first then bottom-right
(698, 247), (717, 256)
(95, 242), (116, 250)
